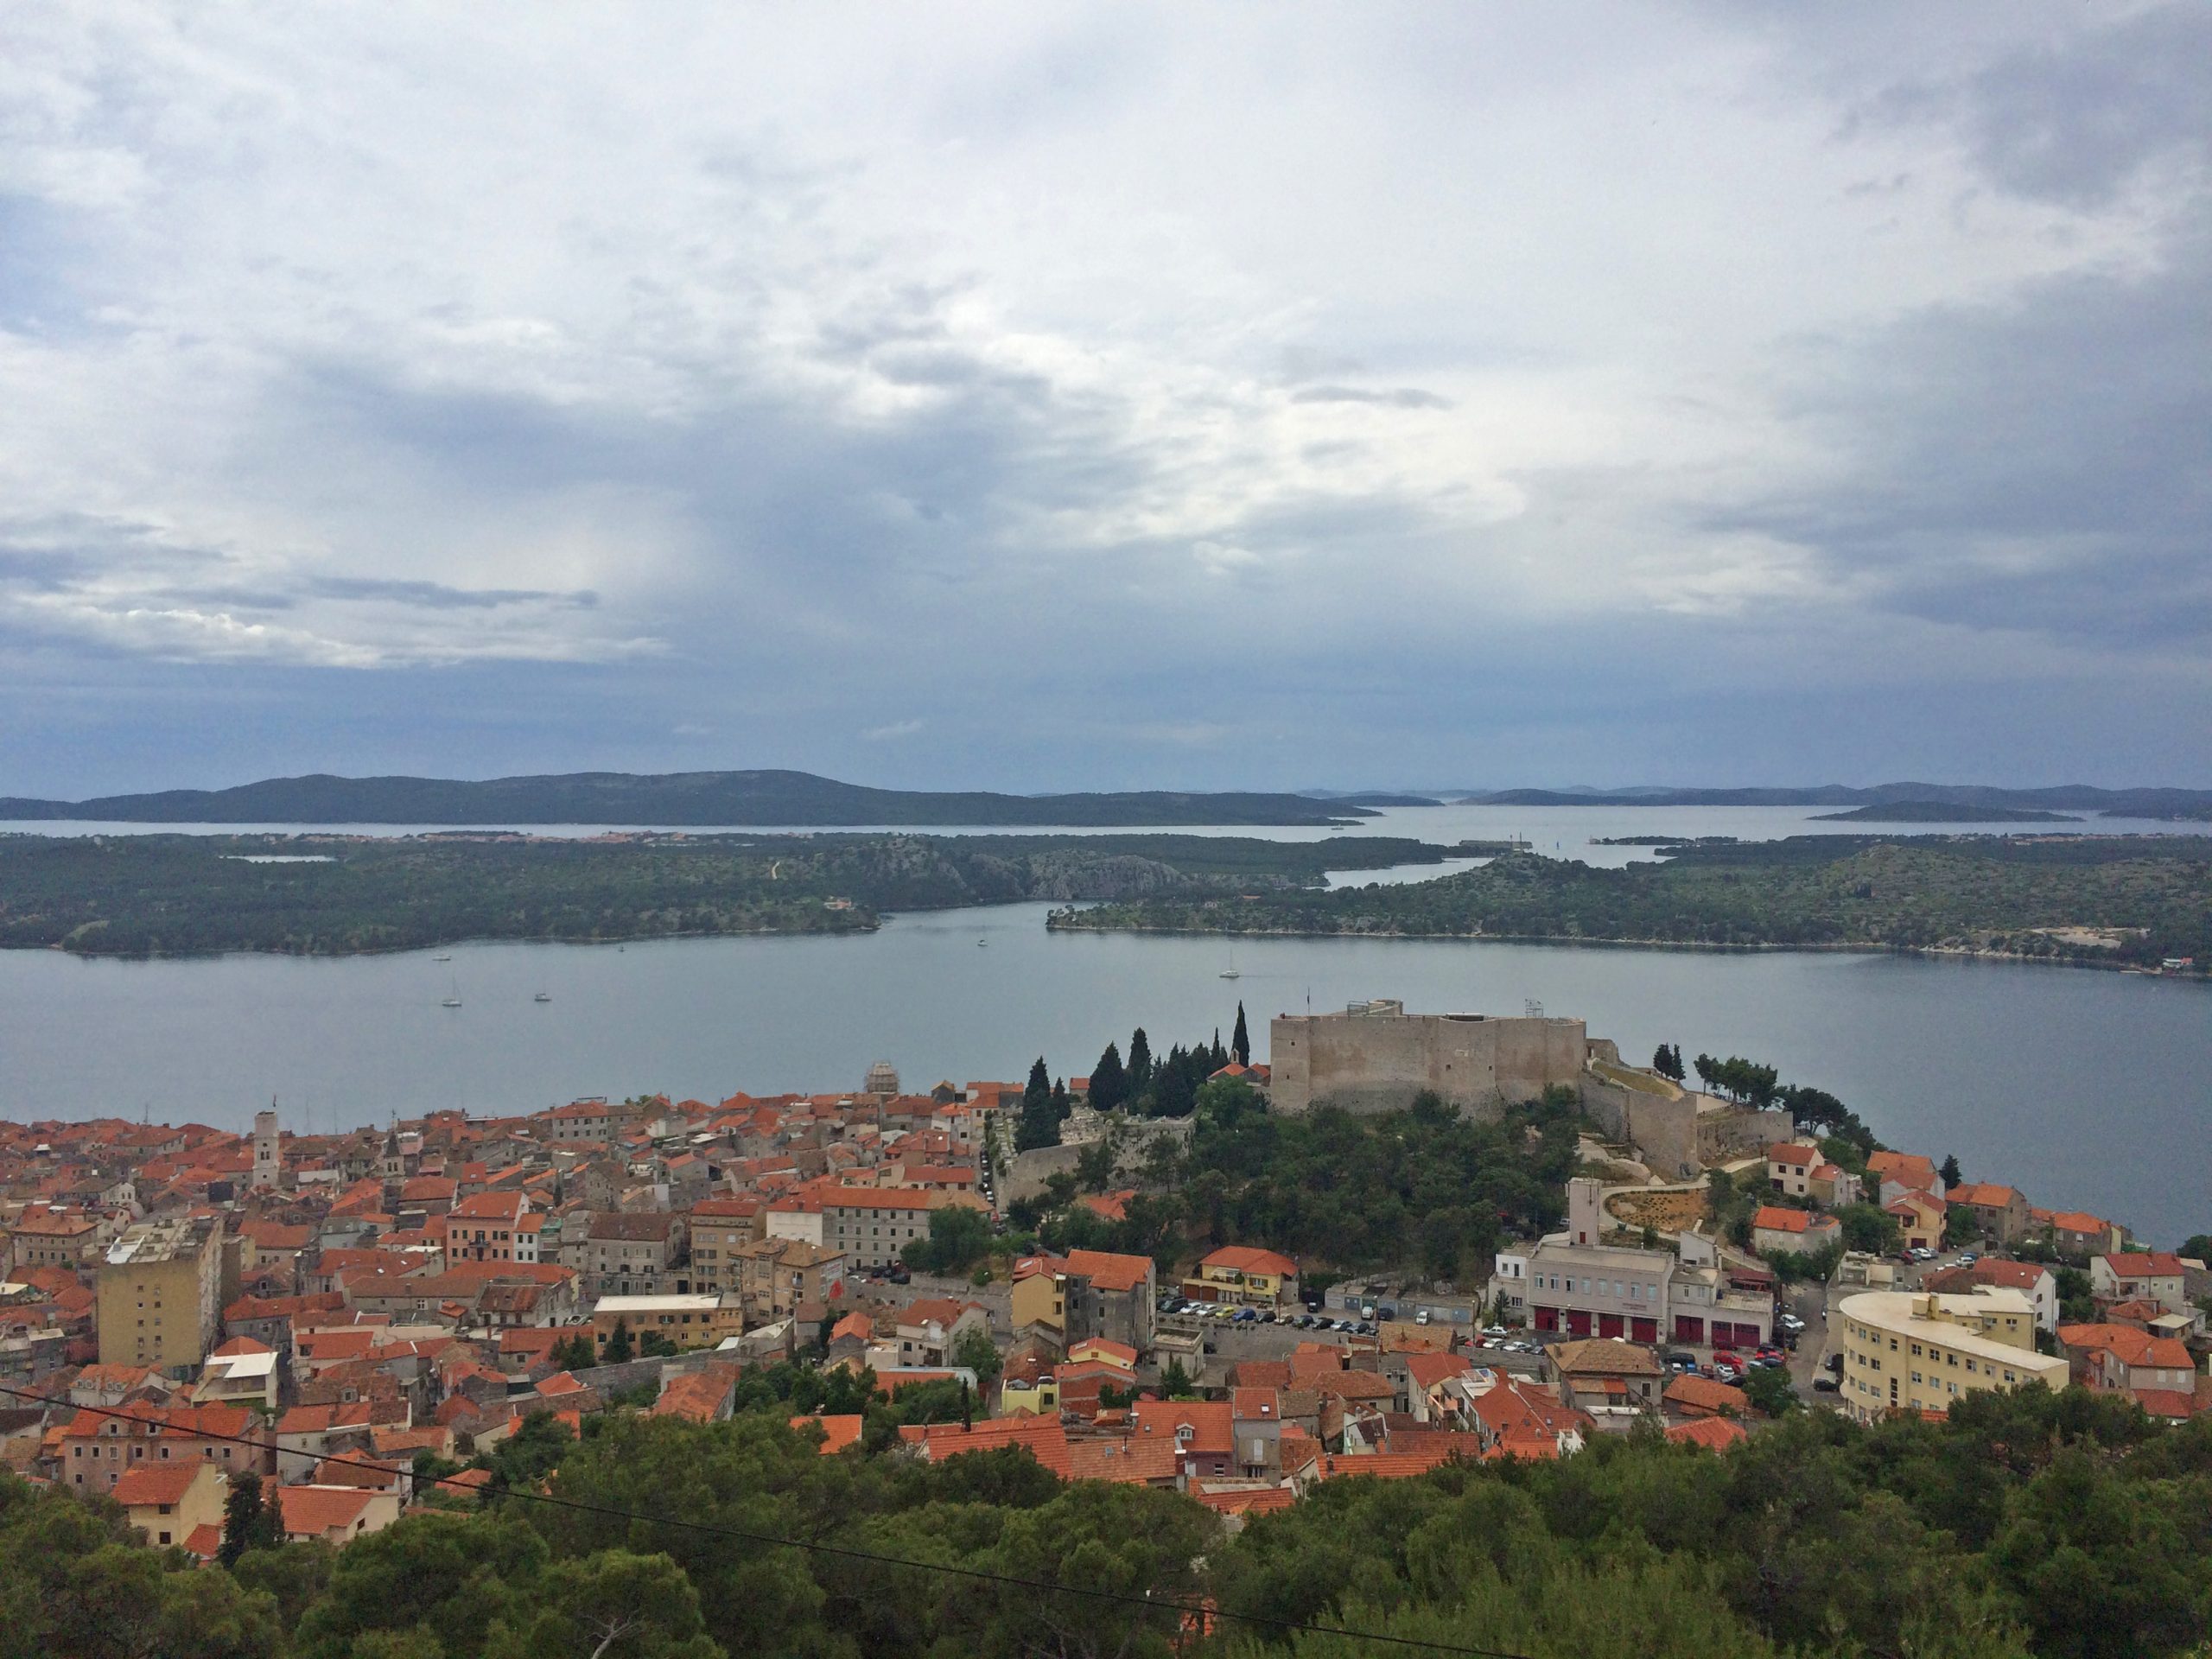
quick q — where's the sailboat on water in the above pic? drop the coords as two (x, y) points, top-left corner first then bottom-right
(1219, 944), (1241, 980)
(442, 970), (461, 1009)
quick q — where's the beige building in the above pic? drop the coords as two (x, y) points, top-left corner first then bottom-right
(1268, 1003), (1586, 1116)
(731, 1237), (846, 1323)
(823, 1186), (976, 1270)
(686, 1198), (766, 1294)
(1836, 1287), (2067, 1422)
(590, 1294), (745, 1357)
(98, 1217), (225, 1375)
(114, 1459), (228, 1552)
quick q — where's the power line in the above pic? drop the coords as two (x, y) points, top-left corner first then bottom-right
(13, 1383), (1540, 1659)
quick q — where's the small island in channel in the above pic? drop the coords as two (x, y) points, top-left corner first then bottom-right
(1808, 801), (2079, 823)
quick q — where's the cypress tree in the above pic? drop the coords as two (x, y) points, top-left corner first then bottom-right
(1015, 1057), (1061, 1150)
(602, 1318), (633, 1364)
(1090, 1042), (1127, 1113)
(1128, 1028), (1153, 1096)
(219, 1468), (276, 1567)
(1156, 1049), (1196, 1118)
(1232, 1002), (1250, 1067)
(1052, 1077), (1071, 1121)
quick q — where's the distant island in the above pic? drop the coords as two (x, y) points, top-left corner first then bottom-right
(1809, 802), (2079, 823)
(10, 769), (2212, 824)
(1053, 836), (2212, 972)
(0, 831), (1454, 956)
(0, 769), (1374, 829)
(1452, 782), (2212, 815)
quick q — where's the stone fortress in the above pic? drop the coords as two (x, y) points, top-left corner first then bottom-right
(1267, 999), (1790, 1178)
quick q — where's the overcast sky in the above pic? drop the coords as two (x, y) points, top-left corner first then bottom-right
(3, 3), (2207, 797)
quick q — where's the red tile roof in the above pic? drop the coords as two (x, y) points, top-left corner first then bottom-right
(2101, 1252), (2187, 1277)
(114, 1462), (209, 1508)
(276, 1484), (375, 1537)
(1666, 1416), (1750, 1451)
(1203, 1245), (1298, 1278)
(899, 1415), (1072, 1478)
(1065, 1249), (1152, 1294)
(790, 1413), (865, 1454)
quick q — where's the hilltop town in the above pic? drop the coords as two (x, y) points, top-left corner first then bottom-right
(1, 1001), (2202, 1575)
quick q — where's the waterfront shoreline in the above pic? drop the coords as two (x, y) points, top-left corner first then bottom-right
(1044, 915), (2211, 979)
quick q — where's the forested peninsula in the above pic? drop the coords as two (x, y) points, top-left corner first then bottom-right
(1053, 836), (2212, 971)
(0, 768), (1374, 827)
(0, 831), (1466, 957)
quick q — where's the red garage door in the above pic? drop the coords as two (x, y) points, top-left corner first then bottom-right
(1533, 1306), (1559, 1332)
(1674, 1315), (1705, 1344)
(1598, 1313), (1624, 1338)
(1566, 1309), (1592, 1337)
(1631, 1317), (1658, 1344)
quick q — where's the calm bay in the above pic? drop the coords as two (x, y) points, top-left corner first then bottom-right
(2, 893), (2205, 1244)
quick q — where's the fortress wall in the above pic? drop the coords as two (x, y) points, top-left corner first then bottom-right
(1696, 1106), (1796, 1163)
(1270, 1012), (1587, 1118)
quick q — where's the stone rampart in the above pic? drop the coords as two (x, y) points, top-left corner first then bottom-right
(1269, 1009), (1586, 1117)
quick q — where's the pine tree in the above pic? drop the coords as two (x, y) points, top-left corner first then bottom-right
(1210, 1031), (1228, 1072)
(1052, 1078), (1071, 1121)
(1652, 1042), (1672, 1076)
(1090, 1042), (1127, 1113)
(1232, 1002), (1250, 1067)
(1940, 1154), (1963, 1190)
(1128, 1027), (1153, 1095)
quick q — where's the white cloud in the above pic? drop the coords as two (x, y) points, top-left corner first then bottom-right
(0, 3), (2202, 786)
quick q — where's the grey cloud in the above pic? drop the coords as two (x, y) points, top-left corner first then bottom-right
(1852, 4), (2212, 209)
(307, 576), (599, 611)
(1289, 385), (1454, 410)
(1709, 226), (2212, 647)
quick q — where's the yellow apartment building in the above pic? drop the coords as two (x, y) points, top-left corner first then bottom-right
(97, 1217), (225, 1375)
(1836, 1287), (2068, 1422)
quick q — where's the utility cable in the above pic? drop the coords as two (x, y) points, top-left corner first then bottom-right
(10, 1382), (1540, 1659)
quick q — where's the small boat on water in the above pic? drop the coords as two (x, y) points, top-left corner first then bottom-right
(533, 991), (551, 1003)
(433, 953), (451, 963)
(978, 938), (988, 947)
(442, 971), (461, 1008)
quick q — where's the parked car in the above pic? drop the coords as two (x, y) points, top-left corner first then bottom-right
(1813, 1376), (1840, 1393)
(1826, 1352), (1845, 1375)
(1483, 1325), (1509, 1338)
(1414, 1309), (1431, 1325)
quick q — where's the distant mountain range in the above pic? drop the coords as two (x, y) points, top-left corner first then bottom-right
(5, 770), (2209, 828)
(1452, 784), (2212, 817)
(0, 770), (1376, 828)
